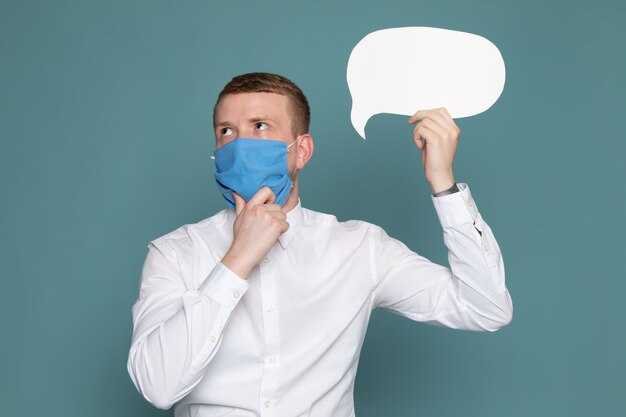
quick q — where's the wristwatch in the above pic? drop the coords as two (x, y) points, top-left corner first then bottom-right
(432, 183), (460, 197)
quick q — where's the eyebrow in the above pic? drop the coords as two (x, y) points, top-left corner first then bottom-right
(215, 120), (233, 129)
(215, 116), (277, 129)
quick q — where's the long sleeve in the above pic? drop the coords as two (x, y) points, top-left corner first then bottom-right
(371, 183), (513, 331)
(127, 239), (249, 409)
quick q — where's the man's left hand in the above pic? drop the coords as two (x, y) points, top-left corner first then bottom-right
(408, 108), (460, 194)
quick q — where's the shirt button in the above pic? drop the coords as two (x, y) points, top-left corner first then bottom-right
(264, 400), (271, 408)
(210, 335), (217, 343)
(269, 356), (277, 364)
(262, 257), (271, 265)
(482, 241), (489, 252)
(468, 200), (474, 208)
(233, 290), (241, 299)
(267, 305), (275, 313)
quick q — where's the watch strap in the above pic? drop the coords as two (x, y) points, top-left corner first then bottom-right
(432, 183), (460, 197)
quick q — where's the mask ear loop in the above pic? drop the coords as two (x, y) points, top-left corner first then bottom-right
(287, 136), (302, 186)
(287, 136), (301, 151)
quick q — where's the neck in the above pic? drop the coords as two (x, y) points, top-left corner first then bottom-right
(281, 176), (300, 213)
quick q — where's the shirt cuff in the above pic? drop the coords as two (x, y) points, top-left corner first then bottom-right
(431, 183), (480, 228)
(198, 262), (249, 310)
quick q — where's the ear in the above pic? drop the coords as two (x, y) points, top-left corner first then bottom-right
(296, 134), (314, 169)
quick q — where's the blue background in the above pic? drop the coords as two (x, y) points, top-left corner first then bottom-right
(1, 0), (625, 416)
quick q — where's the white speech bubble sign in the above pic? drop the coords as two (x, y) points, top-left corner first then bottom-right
(347, 27), (506, 139)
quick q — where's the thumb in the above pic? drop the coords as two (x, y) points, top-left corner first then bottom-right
(232, 192), (245, 216)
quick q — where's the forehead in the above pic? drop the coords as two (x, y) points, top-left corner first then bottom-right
(215, 92), (291, 123)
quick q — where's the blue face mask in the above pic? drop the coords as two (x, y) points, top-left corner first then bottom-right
(213, 137), (299, 208)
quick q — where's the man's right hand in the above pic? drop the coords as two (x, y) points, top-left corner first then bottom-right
(221, 187), (289, 279)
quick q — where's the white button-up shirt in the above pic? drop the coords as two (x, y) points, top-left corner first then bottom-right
(127, 183), (513, 416)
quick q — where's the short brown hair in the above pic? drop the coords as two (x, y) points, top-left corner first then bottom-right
(213, 72), (310, 135)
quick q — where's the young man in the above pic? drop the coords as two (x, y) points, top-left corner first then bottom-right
(127, 72), (513, 416)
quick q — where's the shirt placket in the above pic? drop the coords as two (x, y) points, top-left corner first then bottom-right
(258, 251), (281, 415)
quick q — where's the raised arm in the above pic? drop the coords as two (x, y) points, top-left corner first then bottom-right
(371, 184), (512, 331)
(371, 108), (512, 329)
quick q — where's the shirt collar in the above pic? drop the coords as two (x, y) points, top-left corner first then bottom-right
(278, 198), (303, 249)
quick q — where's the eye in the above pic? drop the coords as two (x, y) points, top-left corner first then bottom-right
(220, 127), (233, 136)
(255, 122), (268, 130)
